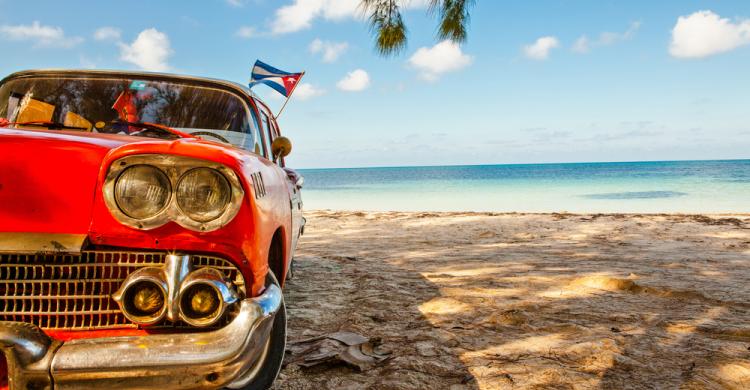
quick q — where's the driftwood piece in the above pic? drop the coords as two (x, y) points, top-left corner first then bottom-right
(285, 331), (391, 371)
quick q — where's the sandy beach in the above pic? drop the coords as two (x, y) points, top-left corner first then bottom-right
(275, 211), (750, 389)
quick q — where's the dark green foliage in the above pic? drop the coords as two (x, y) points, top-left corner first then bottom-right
(362, 0), (475, 56)
(362, 0), (408, 56)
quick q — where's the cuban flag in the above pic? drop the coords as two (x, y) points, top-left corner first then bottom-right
(248, 60), (304, 98)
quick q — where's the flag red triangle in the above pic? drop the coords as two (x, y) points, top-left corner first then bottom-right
(282, 75), (300, 94)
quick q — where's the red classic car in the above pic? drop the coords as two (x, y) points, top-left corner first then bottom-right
(0, 69), (304, 389)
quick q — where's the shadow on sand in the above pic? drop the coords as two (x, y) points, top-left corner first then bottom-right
(275, 211), (750, 389)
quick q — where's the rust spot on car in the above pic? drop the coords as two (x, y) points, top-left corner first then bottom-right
(50, 240), (67, 251)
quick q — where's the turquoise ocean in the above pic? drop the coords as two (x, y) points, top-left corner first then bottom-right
(298, 160), (750, 213)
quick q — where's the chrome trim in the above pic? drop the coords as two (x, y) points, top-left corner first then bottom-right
(0, 251), (243, 330)
(103, 154), (245, 232)
(0, 285), (282, 390)
(0, 321), (59, 390)
(249, 172), (266, 199)
(178, 268), (240, 327)
(111, 267), (169, 326)
(225, 283), (282, 389)
(0, 233), (86, 254)
(227, 337), (271, 389)
(111, 255), (239, 327)
(163, 254), (192, 322)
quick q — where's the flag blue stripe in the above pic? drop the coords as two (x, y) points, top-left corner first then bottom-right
(249, 78), (289, 97)
(253, 60), (293, 76)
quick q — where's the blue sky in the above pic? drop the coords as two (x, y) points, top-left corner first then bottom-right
(0, 0), (749, 168)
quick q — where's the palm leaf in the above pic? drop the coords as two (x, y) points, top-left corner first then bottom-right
(362, 0), (476, 56)
(362, 0), (408, 56)
(433, 0), (475, 43)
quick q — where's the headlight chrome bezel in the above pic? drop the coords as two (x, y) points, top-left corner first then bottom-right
(113, 164), (172, 221)
(176, 167), (233, 223)
(103, 155), (245, 232)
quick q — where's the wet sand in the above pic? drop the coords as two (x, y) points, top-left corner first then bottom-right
(274, 211), (750, 389)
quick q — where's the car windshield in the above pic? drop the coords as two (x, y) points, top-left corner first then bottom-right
(0, 75), (261, 152)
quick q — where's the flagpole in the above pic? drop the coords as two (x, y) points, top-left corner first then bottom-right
(275, 71), (305, 120)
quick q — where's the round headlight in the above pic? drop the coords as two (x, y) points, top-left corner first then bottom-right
(128, 281), (165, 316)
(114, 165), (171, 219)
(184, 284), (221, 317)
(120, 280), (167, 325)
(176, 168), (231, 222)
(179, 283), (224, 327)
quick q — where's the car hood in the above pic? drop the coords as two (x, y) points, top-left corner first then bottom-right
(0, 128), (161, 234)
(0, 127), (254, 238)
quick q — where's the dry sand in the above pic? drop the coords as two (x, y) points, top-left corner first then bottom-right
(274, 211), (750, 389)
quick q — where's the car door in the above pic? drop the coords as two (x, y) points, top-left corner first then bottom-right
(271, 116), (304, 253)
(256, 101), (304, 254)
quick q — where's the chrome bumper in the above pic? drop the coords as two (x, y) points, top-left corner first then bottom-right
(0, 284), (282, 390)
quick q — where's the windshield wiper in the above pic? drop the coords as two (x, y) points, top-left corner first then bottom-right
(13, 120), (88, 130)
(111, 119), (192, 139)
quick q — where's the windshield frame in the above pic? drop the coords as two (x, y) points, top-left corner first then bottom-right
(0, 69), (266, 155)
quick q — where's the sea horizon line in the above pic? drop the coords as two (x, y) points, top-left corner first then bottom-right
(297, 158), (750, 171)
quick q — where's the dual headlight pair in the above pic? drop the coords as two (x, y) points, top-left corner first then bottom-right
(103, 155), (244, 232)
(113, 255), (240, 328)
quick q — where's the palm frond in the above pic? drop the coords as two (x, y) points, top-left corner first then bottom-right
(362, 0), (407, 56)
(361, 0), (475, 56)
(435, 0), (475, 43)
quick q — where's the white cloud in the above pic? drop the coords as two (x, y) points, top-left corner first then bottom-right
(272, 0), (330, 34)
(523, 36), (560, 60)
(309, 38), (349, 62)
(0, 21), (82, 48)
(270, 0), (427, 35)
(408, 40), (473, 81)
(235, 26), (257, 39)
(337, 69), (371, 92)
(226, 0), (244, 6)
(93, 26), (121, 41)
(572, 36), (590, 53)
(573, 22), (641, 53)
(670, 10), (750, 59)
(293, 83), (326, 100)
(118, 28), (173, 71)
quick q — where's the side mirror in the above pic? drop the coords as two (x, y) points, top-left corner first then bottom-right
(283, 167), (304, 189)
(271, 136), (292, 160)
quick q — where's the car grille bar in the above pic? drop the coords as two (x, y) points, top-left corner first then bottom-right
(0, 251), (241, 330)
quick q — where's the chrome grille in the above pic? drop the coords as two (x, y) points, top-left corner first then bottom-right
(0, 251), (242, 330)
